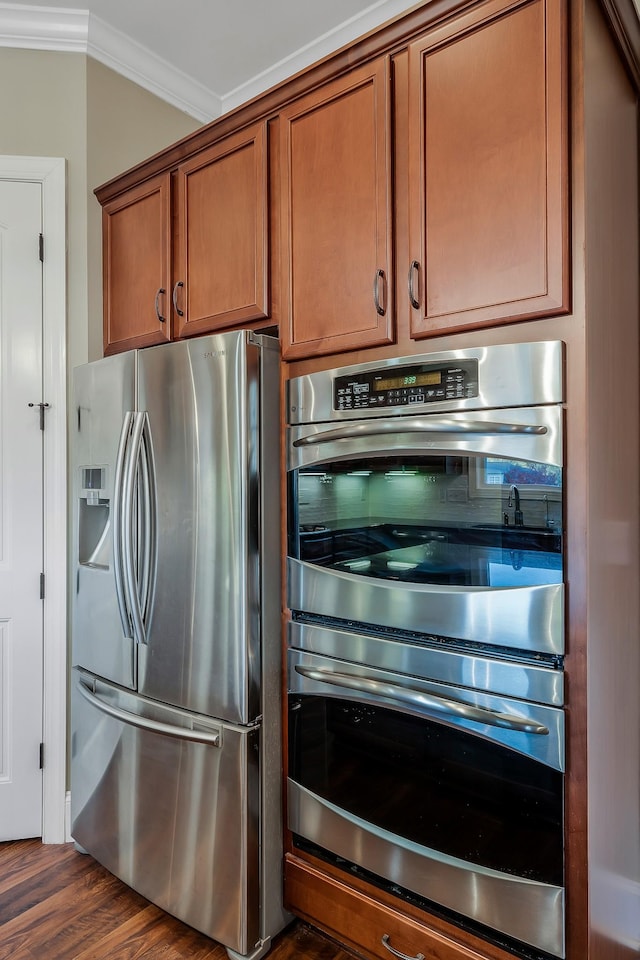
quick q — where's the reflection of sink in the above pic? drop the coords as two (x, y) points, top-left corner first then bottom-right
(466, 524), (561, 553)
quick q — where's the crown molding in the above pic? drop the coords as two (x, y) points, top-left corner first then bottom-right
(0, 0), (417, 123)
(0, 3), (219, 121)
(221, 0), (417, 113)
(87, 14), (220, 122)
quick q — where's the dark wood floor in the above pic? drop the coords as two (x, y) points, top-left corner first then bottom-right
(0, 840), (356, 960)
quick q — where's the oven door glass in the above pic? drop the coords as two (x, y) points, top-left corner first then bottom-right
(289, 452), (562, 588)
(288, 692), (564, 886)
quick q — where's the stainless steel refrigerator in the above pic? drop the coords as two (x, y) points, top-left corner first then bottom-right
(70, 331), (289, 960)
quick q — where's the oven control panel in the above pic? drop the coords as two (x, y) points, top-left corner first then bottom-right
(334, 359), (479, 411)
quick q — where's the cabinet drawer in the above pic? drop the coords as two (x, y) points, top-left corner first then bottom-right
(285, 855), (515, 960)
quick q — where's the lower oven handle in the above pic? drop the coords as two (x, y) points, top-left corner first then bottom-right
(294, 666), (549, 735)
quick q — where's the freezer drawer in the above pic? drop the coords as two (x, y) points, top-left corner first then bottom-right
(70, 670), (260, 955)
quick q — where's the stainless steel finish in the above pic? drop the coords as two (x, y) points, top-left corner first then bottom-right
(288, 620), (564, 706)
(288, 558), (564, 656)
(292, 415), (548, 445)
(288, 649), (564, 770)
(71, 333), (290, 958)
(373, 268), (385, 316)
(381, 935), (424, 960)
(112, 411), (133, 642)
(154, 286), (166, 323)
(122, 411), (147, 646)
(71, 669), (259, 955)
(294, 665), (550, 735)
(76, 677), (222, 746)
(288, 405), (562, 471)
(173, 279), (184, 316)
(136, 333), (261, 724)
(288, 780), (565, 958)
(137, 416), (157, 625)
(72, 351), (136, 689)
(408, 259), (420, 309)
(287, 340), (564, 424)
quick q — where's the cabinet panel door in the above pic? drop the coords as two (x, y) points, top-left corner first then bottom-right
(103, 173), (172, 356)
(408, 0), (569, 337)
(174, 122), (269, 337)
(280, 59), (393, 360)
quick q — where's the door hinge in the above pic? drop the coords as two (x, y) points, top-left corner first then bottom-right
(40, 573), (45, 599)
(39, 743), (44, 769)
(39, 233), (44, 262)
(28, 401), (50, 430)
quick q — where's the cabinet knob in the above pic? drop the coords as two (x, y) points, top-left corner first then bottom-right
(373, 268), (386, 316)
(408, 260), (420, 310)
(173, 280), (185, 318)
(381, 934), (425, 960)
(154, 288), (166, 323)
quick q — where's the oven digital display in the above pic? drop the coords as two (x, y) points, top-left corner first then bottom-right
(374, 371), (442, 391)
(333, 359), (478, 410)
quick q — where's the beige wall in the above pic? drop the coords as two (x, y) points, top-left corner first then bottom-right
(0, 48), (200, 369)
(0, 49), (89, 373)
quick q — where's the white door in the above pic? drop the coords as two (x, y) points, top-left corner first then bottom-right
(0, 179), (44, 839)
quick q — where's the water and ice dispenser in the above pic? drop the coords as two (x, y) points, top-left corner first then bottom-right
(77, 466), (109, 568)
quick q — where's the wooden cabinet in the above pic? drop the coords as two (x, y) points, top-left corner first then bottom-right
(102, 173), (172, 355)
(279, 59), (393, 360)
(173, 122), (269, 338)
(285, 855), (516, 960)
(101, 120), (270, 355)
(407, 0), (569, 337)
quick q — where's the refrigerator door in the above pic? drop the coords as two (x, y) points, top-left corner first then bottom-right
(70, 669), (260, 955)
(72, 352), (137, 689)
(136, 332), (263, 723)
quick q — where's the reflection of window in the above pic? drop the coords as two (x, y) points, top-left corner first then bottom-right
(473, 457), (562, 499)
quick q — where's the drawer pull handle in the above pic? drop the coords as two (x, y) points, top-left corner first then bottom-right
(381, 934), (425, 960)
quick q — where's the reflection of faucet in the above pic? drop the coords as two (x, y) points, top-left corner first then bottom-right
(508, 485), (524, 527)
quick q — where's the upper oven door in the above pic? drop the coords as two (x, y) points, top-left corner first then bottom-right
(287, 405), (564, 656)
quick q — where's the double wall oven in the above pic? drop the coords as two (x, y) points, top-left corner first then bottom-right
(285, 341), (565, 960)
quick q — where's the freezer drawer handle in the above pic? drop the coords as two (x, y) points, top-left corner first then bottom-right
(292, 418), (548, 447)
(76, 680), (222, 747)
(294, 666), (549, 735)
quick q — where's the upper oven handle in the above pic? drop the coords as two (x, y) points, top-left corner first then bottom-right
(291, 417), (548, 447)
(294, 665), (549, 735)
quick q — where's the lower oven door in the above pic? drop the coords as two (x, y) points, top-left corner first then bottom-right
(287, 649), (565, 958)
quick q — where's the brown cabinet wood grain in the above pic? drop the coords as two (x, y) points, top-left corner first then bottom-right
(102, 121), (270, 354)
(407, 0), (569, 337)
(279, 58), (394, 360)
(102, 173), (172, 355)
(174, 121), (269, 338)
(285, 854), (516, 960)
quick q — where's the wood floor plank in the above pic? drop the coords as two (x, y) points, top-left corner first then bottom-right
(0, 841), (355, 960)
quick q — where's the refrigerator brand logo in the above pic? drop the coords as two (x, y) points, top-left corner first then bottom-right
(203, 349), (226, 358)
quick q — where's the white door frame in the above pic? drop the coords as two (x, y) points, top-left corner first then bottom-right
(0, 156), (67, 843)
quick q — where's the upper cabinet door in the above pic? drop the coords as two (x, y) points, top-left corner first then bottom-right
(102, 173), (172, 356)
(174, 121), (269, 338)
(408, 0), (569, 338)
(280, 58), (393, 361)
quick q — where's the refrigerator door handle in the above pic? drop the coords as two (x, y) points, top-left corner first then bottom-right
(112, 412), (134, 640)
(122, 412), (148, 646)
(76, 679), (222, 746)
(138, 414), (157, 625)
